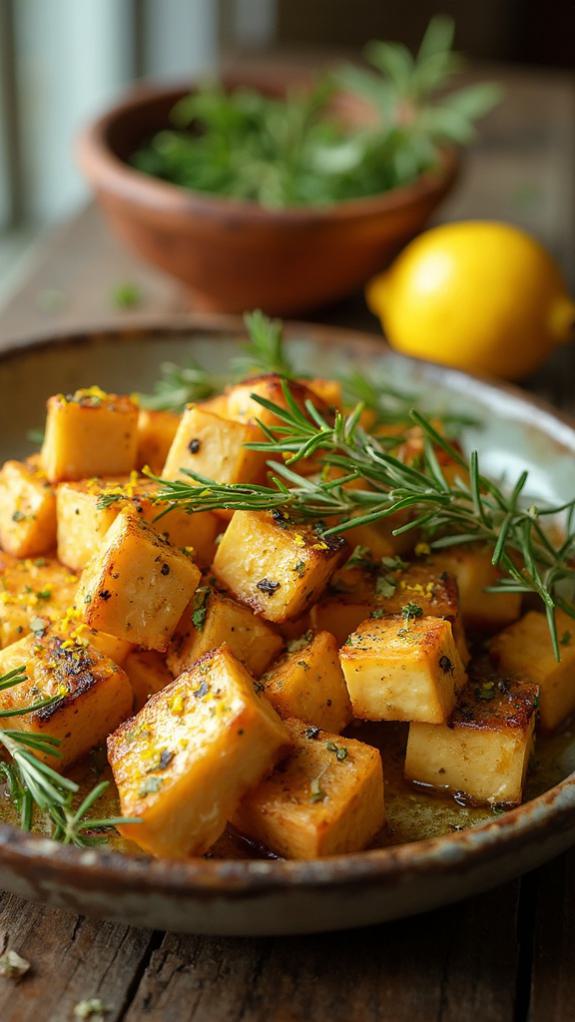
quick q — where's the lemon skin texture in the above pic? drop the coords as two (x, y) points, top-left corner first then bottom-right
(367, 221), (575, 380)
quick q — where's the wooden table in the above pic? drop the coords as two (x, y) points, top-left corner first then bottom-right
(0, 65), (574, 1022)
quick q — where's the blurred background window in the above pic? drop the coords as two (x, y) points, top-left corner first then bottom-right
(0, 0), (573, 298)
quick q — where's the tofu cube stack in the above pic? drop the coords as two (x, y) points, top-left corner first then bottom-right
(57, 476), (219, 571)
(0, 374), (572, 863)
(405, 673), (538, 806)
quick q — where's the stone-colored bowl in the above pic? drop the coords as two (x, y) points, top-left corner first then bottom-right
(76, 77), (459, 315)
(0, 316), (574, 936)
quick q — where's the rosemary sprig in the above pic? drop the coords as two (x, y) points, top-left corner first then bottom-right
(136, 360), (224, 412)
(151, 387), (575, 657)
(341, 369), (479, 434)
(136, 311), (296, 412)
(0, 666), (137, 844)
(231, 310), (296, 379)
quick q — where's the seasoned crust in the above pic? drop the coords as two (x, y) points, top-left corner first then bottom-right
(450, 662), (539, 733)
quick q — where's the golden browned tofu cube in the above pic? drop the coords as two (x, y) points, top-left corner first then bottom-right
(168, 584), (282, 677)
(429, 544), (522, 631)
(324, 558), (469, 663)
(340, 613), (466, 723)
(136, 409), (180, 474)
(261, 631), (352, 733)
(41, 388), (139, 482)
(213, 510), (347, 623)
(405, 673), (538, 805)
(489, 611), (575, 732)
(77, 508), (201, 651)
(0, 458), (56, 557)
(0, 630), (132, 769)
(224, 375), (331, 475)
(108, 644), (290, 858)
(125, 649), (173, 711)
(162, 405), (267, 492)
(57, 476), (218, 571)
(225, 374), (325, 429)
(0, 553), (78, 649)
(233, 717), (384, 858)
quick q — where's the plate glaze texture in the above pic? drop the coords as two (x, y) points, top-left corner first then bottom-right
(0, 315), (574, 936)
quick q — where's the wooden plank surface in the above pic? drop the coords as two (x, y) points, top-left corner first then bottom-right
(0, 64), (573, 1021)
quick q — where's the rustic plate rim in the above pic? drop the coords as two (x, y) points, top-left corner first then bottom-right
(1, 312), (574, 897)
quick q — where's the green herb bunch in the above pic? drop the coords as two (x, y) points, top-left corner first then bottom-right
(132, 16), (500, 209)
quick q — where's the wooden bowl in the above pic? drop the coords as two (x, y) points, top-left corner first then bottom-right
(77, 77), (459, 315)
(1, 316), (575, 935)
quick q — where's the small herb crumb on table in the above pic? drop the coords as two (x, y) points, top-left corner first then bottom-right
(0, 62), (573, 1022)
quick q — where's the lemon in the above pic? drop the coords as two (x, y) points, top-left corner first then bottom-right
(367, 221), (575, 380)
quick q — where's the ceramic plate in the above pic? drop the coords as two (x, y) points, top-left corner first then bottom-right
(0, 315), (574, 936)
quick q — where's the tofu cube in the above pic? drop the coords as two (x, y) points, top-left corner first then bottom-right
(136, 409), (180, 474)
(162, 405), (267, 495)
(489, 610), (575, 731)
(322, 559), (469, 663)
(340, 614), (466, 723)
(107, 644), (290, 858)
(261, 630), (352, 733)
(0, 553), (78, 649)
(57, 476), (218, 571)
(213, 510), (347, 623)
(41, 388), (139, 482)
(168, 584), (283, 677)
(405, 673), (538, 805)
(0, 458), (56, 557)
(0, 630), (132, 769)
(77, 507), (201, 651)
(232, 718), (384, 858)
(225, 374), (326, 430)
(125, 649), (173, 711)
(224, 375), (331, 475)
(310, 597), (374, 646)
(429, 544), (522, 631)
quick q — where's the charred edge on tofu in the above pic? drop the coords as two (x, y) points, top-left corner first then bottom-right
(32, 637), (103, 720)
(449, 667), (539, 732)
(266, 512), (347, 558)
